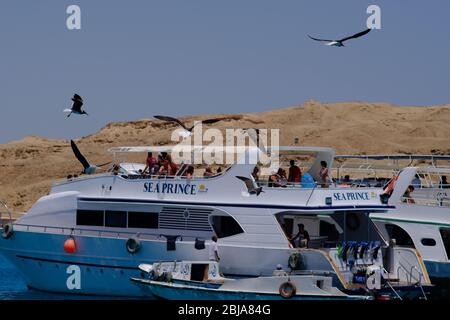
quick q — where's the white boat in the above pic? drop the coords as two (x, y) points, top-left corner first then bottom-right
(333, 155), (450, 288)
(131, 261), (370, 300)
(0, 145), (432, 298)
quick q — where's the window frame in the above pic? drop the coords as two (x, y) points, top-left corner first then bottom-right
(76, 209), (105, 227)
(127, 211), (159, 229)
(104, 210), (128, 228)
(209, 214), (245, 239)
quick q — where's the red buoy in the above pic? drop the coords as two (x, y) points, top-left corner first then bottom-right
(64, 238), (77, 254)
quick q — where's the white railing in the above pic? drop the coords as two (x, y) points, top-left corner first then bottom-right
(401, 191), (450, 207)
(12, 223), (201, 242)
(0, 201), (13, 226)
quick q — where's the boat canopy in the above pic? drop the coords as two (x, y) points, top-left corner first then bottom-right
(109, 145), (335, 155)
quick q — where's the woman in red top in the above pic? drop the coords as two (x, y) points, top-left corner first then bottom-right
(166, 154), (178, 175)
(143, 152), (157, 175)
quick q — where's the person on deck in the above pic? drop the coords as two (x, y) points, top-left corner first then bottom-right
(278, 168), (288, 187)
(143, 152), (158, 175)
(289, 223), (310, 248)
(209, 236), (220, 262)
(204, 166), (213, 177)
(184, 165), (194, 179)
(440, 176), (450, 189)
(166, 154), (178, 175)
(268, 170), (281, 187)
(402, 185), (416, 204)
(319, 161), (332, 188)
(288, 160), (302, 183)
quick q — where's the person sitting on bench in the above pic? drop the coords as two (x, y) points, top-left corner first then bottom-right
(289, 223), (310, 248)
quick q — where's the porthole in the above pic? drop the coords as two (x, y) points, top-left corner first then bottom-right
(421, 238), (436, 246)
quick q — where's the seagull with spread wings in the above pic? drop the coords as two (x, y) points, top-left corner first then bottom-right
(308, 28), (371, 47)
(70, 140), (110, 175)
(236, 176), (264, 196)
(154, 115), (228, 137)
(64, 94), (88, 117)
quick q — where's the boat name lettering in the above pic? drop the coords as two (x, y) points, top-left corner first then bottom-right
(333, 192), (370, 201)
(143, 182), (197, 195)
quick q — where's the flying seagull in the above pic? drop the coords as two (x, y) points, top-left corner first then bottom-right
(64, 94), (88, 117)
(70, 140), (110, 174)
(236, 176), (264, 196)
(154, 115), (227, 138)
(308, 28), (371, 47)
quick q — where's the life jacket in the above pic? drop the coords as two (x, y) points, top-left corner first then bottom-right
(384, 174), (399, 195)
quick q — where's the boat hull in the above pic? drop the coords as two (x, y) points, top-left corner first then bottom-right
(130, 278), (367, 301)
(0, 229), (291, 296)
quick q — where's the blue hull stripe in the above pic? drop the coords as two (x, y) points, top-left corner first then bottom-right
(78, 197), (393, 211)
(16, 255), (139, 270)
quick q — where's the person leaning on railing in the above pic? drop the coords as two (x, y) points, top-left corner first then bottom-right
(440, 176), (450, 189)
(402, 185), (416, 204)
(319, 161), (332, 188)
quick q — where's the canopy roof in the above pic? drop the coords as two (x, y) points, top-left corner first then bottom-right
(336, 154), (450, 161)
(108, 145), (335, 155)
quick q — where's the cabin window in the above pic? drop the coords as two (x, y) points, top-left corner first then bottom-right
(421, 238), (436, 246)
(76, 210), (104, 226)
(128, 211), (159, 229)
(439, 228), (450, 259)
(320, 221), (340, 242)
(210, 215), (244, 238)
(190, 264), (208, 281)
(105, 211), (127, 228)
(281, 218), (293, 237)
(385, 224), (414, 247)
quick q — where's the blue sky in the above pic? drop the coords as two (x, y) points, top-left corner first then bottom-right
(0, 1), (449, 143)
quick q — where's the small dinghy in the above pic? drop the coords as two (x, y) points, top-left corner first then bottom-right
(131, 261), (371, 300)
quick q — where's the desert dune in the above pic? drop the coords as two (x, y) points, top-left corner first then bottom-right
(1, 100), (450, 214)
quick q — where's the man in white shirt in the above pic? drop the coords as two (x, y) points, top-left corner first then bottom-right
(209, 235), (220, 262)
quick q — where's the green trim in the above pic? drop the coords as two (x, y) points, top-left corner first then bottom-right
(371, 217), (450, 228)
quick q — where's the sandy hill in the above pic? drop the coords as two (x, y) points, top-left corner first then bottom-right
(1, 100), (450, 214)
